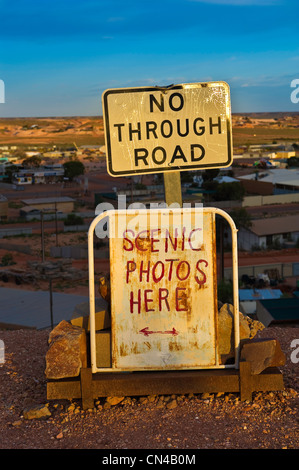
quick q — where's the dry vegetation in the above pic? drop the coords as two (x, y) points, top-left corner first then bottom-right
(0, 113), (298, 148)
(0, 326), (298, 449)
(0, 116), (105, 147)
(232, 113), (299, 146)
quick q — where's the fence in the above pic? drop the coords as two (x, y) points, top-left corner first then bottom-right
(206, 192), (299, 210)
(224, 262), (296, 281)
(0, 227), (32, 238)
(63, 224), (90, 232)
(51, 245), (109, 260)
(0, 241), (31, 254)
(242, 192), (299, 207)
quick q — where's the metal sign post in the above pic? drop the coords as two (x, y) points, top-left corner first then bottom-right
(163, 172), (182, 207)
(88, 208), (240, 374)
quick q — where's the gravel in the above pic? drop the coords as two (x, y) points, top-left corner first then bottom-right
(0, 326), (298, 450)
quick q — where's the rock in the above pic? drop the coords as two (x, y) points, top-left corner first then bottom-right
(148, 395), (157, 403)
(23, 404), (51, 420)
(166, 399), (177, 409)
(67, 403), (76, 413)
(139, 396), (148, 404)
(240, 314), (251, 339)
(218, 303), (265, 363)
(48, 320), (75, 344)
(201, 393), (213, 400)
(246, 316), (265, 338)
(98, 274), (111, 304)
(45, 320), (87, 379)
(240, 338), (286, 374)
(106, 396), (125, 406)
(12, 420), (22, 427)
(122, 397), (133, 405)
(156, 399), (165, 408)
(71, 299), (110, 331)
(218, 304), (235, 357)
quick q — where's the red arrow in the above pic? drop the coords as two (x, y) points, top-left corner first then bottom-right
(139, 327), (179, 337)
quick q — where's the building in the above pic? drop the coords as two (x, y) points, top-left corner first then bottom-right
(13, 174), (33, 185)
(238, 169), (299, 195)
(256, 298), (299, 327)
(21, 197), (75, 214)
(42, 150), (65, 158)
(237, 214), (299, 251)
(214, 175), (239, 184)
(13, 166), (64, 185)
(275, 151), (296, 159)
(79, 145), (102, 152)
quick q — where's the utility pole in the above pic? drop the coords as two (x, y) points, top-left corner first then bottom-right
(55, 202), (58, 247)
(163, 172), (182, 207)
(49, 278), (53, 330)
(219, 218), (224, 281)
(40, 210), (45, 263)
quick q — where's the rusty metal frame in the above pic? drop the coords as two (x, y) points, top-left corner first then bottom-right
(88, 208), (239, 374)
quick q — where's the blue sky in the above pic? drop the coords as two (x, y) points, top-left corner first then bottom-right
(0, 0), (298, 117)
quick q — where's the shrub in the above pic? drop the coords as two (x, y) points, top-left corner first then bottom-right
(1, 253), (15, 266)
(64, 214), (84, 226)
(217, 279), (233, 304)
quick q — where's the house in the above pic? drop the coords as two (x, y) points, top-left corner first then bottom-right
(19, 206), (65, 221)
(237, 169), (299, 195)
(239, 288), (282, 315)
(275, 151), (296, 159)
(237, 214), (299, 251)
(21, 197), (75, 214)
(13, 166), (64, 185)
(43, 151), (65, 158)
(214, 175), (239, 184)
(256, 298), (299, 327)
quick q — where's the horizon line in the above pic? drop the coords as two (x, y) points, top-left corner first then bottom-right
(0, 111), (299, 119)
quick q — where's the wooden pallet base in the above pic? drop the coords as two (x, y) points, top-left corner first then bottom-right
(47, 362), (284, 410)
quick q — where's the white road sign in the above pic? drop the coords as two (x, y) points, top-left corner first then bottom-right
(102, 81), (232, 176)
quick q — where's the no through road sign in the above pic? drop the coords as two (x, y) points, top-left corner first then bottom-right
(102, 81), (232, 176)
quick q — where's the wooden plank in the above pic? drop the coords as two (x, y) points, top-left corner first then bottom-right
(163, 172), (182, 206)
(46, 367), (284, 404)
(92, 369), (240, 398)
(80, 368), (94, 410)
(252, 367), (284, 392)
(239, 361), (252, 401)
(47, 379), (81, 400)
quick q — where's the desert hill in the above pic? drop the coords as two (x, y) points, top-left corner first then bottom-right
(0, 113), (298, 148)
